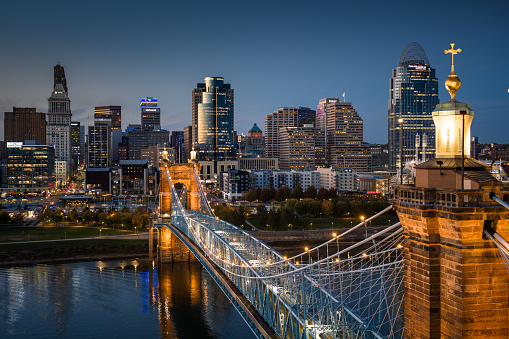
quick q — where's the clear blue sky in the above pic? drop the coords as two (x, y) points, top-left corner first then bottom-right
(1, 0), (508, 144)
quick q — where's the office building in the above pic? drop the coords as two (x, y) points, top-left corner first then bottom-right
(183, 125), (192, 163)
(171, 131), (184, 163)
(192, 78), (233, 146)
(4, 107), (46, 145)
(71, 121), (81, 169)
(388, 42), (439, 171)
(317, 99), (371, 171)
(88, 119), (111, 168)
(140, 97), (160, 131)
(245, 123), (265, 156)
(194, 77), (235, 161)
(6, 141), (55, 193)
(126, 128), (169, 160)
(278, 125), (325, 170)
(264, 107), (316, 159)
(95, 106), (121, 129)
(47, 64), (72, 185)
(238, 157), (278, 171)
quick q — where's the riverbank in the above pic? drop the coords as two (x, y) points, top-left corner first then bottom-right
(0, 238), (150, 266)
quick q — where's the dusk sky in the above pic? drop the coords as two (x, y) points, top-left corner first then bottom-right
(1, 0), (508, 144)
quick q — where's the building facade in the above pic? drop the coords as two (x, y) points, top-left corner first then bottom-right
(7, 142), (55, 193)
(4, 107), (46, 145)
(245, 123), (265, 156)
(88, 119), (111, 168)
(140, 97), (160, 131)
(264, 107), (316, 159)
(194, 77), (235, 161)
(192, 78), (233, 146)
(47, 64), (72, 185)
(278, 126), (325, 170)
(126, 128), (169, 160)
(95, 106), (121, 129)
(388, 42), (439, 171)
(71, 121), (81, 170)
(317, 99), (371, 171)
(219, 169), (250, 201)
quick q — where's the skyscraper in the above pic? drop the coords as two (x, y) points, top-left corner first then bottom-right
(95, 106), (121, 129)
(388, 42), (439, 171)
(47, 64), (72, 185)
(317, 99), (370, 171)
(171, 131), (184, 163)
(194, 77), (235, 161)
(4, 107), (46, 145)
(192, 77), (234, 147)
(140, 97), (160, 131)
(264, 107), (316, 159)
(71, 121), (81, 168)
(88, 119), (111, 168)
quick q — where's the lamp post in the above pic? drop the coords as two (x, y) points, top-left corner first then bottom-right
(361, 216), (366, 238)
(399, 118), (404, 184)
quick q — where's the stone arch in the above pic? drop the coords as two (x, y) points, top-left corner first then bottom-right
(159, 162), (201, 216)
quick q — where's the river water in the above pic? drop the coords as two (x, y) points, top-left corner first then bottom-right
(0, 259), (256, 338)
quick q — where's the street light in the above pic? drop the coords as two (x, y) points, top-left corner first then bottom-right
(398, 118), (404, 184)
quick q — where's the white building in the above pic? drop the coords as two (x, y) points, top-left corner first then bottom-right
(317, 167), (356, 191)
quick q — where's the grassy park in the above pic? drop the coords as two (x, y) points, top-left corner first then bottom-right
(248, 214), (397, 231)
(0, 225), (140, 243)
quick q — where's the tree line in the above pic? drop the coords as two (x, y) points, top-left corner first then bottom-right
(244, 185), (341, 202)
(36, 207), (150, 230)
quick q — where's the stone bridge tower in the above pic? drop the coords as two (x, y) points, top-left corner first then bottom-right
(152, 161), (202, 263)
(392, 44), (509, 338)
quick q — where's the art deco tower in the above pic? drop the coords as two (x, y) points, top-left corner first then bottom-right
(47, 64), (72, 185)
(388, 42), (439, 172)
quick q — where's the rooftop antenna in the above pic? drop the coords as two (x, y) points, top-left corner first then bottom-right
(342, 92), (346, 103)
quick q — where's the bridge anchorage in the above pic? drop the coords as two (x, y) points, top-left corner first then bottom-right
(153, 162), (405, 339)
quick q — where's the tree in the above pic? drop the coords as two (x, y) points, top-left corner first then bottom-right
(133, 214), (149, 229)
(0, 211), (10, 225)
(50, 210), (63, 226)
(334, 199), (350, 217)
(69, 209), (79, 223)
(317, 187), (329, 200)
(121, 212), (133, 229)
(269, 187), (276, 200)
(83, 210), (95, 224)
(244, 189), (257, 202)
(322, 200), (335, 217)
(304, 185), (317, 199)
(274, 187), (287, 202)
(12, 212), (24, 224)
(286, 199), (298, 212)
(98, 212), (109, 225)
(259, 188), (270, 202)
(256, 204), (267, 214)
(290, 185), (303, 200)
(37, 209), (51, 224)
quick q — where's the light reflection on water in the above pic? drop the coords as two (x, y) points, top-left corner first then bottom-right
(0, 260), (255, 338)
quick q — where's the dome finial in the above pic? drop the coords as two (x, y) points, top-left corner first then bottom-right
(444, 42), (462, 101)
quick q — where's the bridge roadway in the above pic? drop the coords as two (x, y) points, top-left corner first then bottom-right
(159, 220), (279, 339)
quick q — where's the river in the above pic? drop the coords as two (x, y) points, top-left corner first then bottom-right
(0, 259), (256, 338)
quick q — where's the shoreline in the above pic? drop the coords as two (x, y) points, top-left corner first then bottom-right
(0, 253), (150, 267)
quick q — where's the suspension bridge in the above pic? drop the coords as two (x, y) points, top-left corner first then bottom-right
(151, 162), (509, 339)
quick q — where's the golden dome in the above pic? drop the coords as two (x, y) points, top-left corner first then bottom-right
(445, 72), (461, 101)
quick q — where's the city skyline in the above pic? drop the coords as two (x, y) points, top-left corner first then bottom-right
(1, 1), (508, 144)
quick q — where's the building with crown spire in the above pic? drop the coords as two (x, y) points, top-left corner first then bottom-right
(392, 43), (509, 338)
(47, 64), (72, 186)
(388, 42), (439, 173)
(245, 123), (265, 156)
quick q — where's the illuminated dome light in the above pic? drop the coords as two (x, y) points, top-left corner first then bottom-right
(398, 42), (430, 67)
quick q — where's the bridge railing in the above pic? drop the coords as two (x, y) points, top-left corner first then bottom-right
(164, 165), (405, 338)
